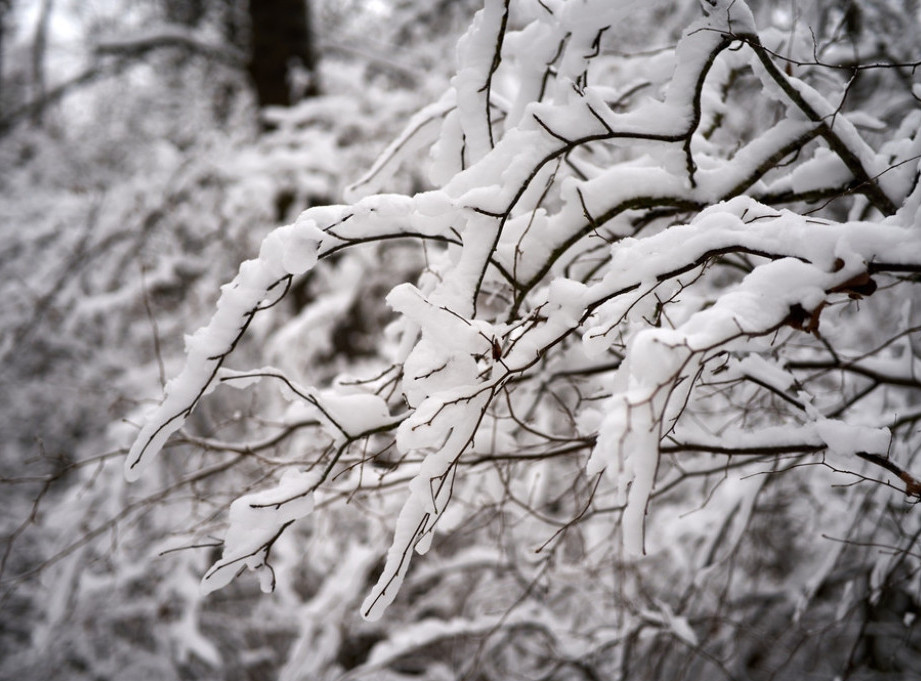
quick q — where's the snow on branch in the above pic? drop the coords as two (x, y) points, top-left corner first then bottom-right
(126, 0), (921, 623)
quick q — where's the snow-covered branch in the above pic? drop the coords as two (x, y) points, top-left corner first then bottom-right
(116, 2), (921, 672)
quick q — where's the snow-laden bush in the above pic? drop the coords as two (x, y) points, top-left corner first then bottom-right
(13, 0), (921, 678)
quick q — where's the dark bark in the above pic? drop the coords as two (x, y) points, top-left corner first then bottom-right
(247, 0), (318, 109)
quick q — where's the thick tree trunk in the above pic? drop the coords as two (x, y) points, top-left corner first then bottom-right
(247, 0), (317, 108)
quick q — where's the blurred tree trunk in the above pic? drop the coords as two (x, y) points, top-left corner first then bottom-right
(247, 0), (318, 108)
(30, 0), (53, 125)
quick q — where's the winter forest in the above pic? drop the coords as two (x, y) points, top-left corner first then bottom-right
(3, 0), (921, 678)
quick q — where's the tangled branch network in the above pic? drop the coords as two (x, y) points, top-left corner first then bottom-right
(127, 0), (921, 631)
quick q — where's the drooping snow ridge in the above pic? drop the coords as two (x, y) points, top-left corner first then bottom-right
(585, 196), (921, 554)
(584, 196), (921, 327)
(362, 389), (491, 621)
(126, 190), (434, 483)
(124, 218), (325, 482)
(201, 468), (323, 595)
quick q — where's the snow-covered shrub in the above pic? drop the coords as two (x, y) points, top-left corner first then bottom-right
(10, 0), (921, 679)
